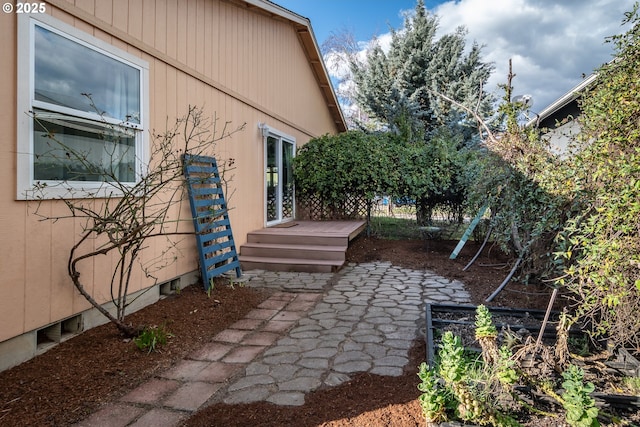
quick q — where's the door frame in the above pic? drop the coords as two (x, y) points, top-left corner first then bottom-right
(263, 125), (296, 226)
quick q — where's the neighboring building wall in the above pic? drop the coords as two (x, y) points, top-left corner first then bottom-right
(0, 0), (340, 369)
(530, 73), (597, 158)
(537, 100), (582, 156)
(542, 118), (581, 157)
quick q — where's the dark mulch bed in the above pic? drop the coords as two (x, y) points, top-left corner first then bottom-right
(2, 236), (602, 427)
(0, 285), (271, 426)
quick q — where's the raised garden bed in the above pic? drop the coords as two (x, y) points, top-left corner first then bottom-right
(425, 303), (559, 366)
(425, 303), (640, 416)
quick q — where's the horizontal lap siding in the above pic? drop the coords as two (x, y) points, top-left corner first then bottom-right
(0, 0), (339, 342)
(0, 13), (27, 341)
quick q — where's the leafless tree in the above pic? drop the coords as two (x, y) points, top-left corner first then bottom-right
(29, 105), (245, 336)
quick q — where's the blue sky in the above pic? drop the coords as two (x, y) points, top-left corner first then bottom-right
(275, 0), (633, 115)
(276, 0), (427, 43)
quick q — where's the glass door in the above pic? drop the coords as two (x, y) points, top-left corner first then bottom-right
(266, 136), (279, 223)
(281, 140), (294, 221)
(265, 133), (295, 225)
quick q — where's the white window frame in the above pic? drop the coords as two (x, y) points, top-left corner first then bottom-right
(16, 13), (150, 200)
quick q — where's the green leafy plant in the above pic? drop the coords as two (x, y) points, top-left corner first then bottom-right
(561, 364), (600, 427)
(567, 335), (591, 357)
(293, 131), (401, 215)
(346, 0), (494, 224)
(496, 346), (518, 387)
(437, 332), (483, 422)
(475, 305), (498, 338)
(417, 362), (449, 424)
(134, 324), (172, 354)
(475, 304), (500, 366)
(622, 376), (640, 395)
(462, 66), (574, 286)
(553, 4), (640, 350)
(207, 278), (215, 297)
(435, 331), (520, 427)
(460, 1), (640, 354)
(438, 331), (467, 384)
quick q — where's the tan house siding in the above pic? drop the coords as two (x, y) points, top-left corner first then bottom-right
(0, 13), (24, 343)
(45, 0), (338, 137)
(0, 0), (343, 366)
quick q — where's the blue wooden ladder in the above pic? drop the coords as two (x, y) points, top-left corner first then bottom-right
(183, 154), (241, 290)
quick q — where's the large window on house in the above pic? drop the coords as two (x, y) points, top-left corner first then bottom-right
(17, 14), (149, 199)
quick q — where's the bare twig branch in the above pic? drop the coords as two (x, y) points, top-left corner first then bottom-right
(31, 105), (244, 336)
(427, 88), (499, 147)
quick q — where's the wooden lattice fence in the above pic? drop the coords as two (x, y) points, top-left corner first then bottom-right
(296, 193), (370, 221)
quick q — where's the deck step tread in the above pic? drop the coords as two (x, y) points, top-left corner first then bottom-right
(239, 255), (344, 266)
(248, 229), (356, 236)
(241, 242), (347, 252)
(246, 235), (348, 246)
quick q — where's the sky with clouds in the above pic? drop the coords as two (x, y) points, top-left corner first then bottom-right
(275, 0), (633, 115)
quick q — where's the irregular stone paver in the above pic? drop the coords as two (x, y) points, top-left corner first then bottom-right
(267, 392), (305, 406)
(324, 372), (351, 386)
(228, 374), (275, 391)
(74, 263), (471, 427)
(279, 376), (322, 391)
(222, 385), (271, 404)
(223, 262), (471, 406)
(334, 360), (373, 373)
(371, 366), (404, 376)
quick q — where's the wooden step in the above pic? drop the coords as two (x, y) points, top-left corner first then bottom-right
(246, 230), (349, 246)
(240, 242), (346, 261)
(241, 220), (366, 272)
(239, 255), (343, 273)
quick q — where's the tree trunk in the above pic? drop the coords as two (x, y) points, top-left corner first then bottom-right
(416, 197), (433, 226)
(69, 268), (139, 337)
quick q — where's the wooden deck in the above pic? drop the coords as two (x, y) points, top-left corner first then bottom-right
(239, 220), (367, 272)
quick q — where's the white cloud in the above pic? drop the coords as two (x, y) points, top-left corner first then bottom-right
(324, 51), (352, 80)
(374, 32), (394, 53)
(433, 0), (631, 110)
(327, 0), (632, 115)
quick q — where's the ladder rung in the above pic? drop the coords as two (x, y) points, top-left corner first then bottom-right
(183, 154), (241, 289)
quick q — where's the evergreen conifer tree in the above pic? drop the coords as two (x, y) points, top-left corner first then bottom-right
(350, 0), (494, 224)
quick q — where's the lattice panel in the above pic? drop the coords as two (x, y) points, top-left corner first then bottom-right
(297, 193), (369, 221)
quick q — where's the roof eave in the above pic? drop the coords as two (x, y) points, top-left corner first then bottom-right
(239, 0), (348, 132)
(527, 73), (598, 127)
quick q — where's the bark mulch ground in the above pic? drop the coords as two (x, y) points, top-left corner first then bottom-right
(2, 237), (616, 426)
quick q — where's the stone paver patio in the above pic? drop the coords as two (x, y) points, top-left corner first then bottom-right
(74, 262), (470, 427)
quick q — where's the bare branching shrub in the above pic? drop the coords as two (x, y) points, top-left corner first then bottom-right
(29, 105), (245, 336)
